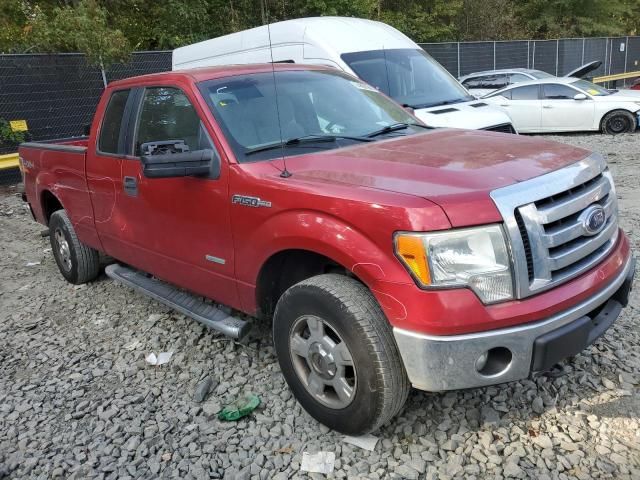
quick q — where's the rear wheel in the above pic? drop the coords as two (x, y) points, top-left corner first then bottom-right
(49, 210), (100, 284)
(601, 110), (637, 134)
(273, 274), (409, 434)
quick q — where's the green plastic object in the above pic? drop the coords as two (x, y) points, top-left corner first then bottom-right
(217, 394), (261, 421)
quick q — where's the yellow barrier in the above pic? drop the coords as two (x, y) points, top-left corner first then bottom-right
(593, 71), (640, 84)
(0, 152), (20, 171)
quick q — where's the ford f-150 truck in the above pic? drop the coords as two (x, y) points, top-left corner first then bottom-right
(19, 64), (635, 435)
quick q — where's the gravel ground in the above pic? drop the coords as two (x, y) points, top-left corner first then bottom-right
(1, 133), (639, 480)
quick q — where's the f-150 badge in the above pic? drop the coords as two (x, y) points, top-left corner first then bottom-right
(231, 195), (272, 208)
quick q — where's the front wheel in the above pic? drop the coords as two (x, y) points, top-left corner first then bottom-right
(601, 110), (637, 134)
(273, 274), (409, 435)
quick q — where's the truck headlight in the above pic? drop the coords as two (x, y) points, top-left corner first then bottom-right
(395, 225), (513, 304)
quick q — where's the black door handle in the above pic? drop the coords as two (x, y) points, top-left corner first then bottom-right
(123, 176), (138, 196)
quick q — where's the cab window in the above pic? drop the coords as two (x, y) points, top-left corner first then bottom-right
(134, 87), (212, 156)
(98, 89), (130, 154)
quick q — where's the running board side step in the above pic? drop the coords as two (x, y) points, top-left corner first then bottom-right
(105, 264), (250, 339)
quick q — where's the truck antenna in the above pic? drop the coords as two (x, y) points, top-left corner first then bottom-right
(266, 17), (292, 178)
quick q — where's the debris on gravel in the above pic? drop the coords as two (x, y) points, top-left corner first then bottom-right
(1, 133), (639, 479)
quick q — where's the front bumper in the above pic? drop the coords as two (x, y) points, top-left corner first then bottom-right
(394, 256), (635, 391)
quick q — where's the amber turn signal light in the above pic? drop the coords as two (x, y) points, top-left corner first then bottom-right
(395, 234), (431, 285)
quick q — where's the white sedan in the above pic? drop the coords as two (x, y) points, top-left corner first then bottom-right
(483, 77), (640, 134)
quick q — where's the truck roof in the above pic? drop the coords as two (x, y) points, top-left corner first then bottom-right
(108, 63), (332, 89)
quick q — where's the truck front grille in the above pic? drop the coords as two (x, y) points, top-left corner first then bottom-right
(490, 153), (619, 299)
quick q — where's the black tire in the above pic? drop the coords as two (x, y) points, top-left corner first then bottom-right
(273, 274), (410, 434)
(601, 110), (637, 134)
(49, 210), (100, 284)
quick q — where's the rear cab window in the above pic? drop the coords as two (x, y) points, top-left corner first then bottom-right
(98, 89), (131, 154)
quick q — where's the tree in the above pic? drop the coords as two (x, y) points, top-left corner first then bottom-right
(5, 0), (130, 74)
(457, 0), (520, 41)
(34, 1), (130, 66)
(514, 0), (632, 38)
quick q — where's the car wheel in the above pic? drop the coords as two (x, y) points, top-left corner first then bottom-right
(601, 110), (637, 134)
(49, 210), (100, 284)
(273, 273), (409, 435)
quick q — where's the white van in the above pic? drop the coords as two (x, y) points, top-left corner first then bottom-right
(172, 17), (516, 133)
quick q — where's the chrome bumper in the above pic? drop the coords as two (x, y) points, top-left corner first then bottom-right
(393, 256), (634, 392)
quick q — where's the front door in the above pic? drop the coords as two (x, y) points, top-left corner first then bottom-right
(115, 85), (238, 307)
(540, 83), (595, 131)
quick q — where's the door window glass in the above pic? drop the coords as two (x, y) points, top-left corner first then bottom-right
(135, 87), (211, 155)
(98, 89), (130, 154)
(510, 85), (539, 100)
(543, 84), (579, 100)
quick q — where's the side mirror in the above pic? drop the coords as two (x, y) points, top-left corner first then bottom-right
(573, 93), (588, 101)
(83, 123), (91, 136)
(141, 149), (220, 179)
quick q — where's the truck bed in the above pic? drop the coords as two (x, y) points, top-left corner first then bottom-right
(19, 136), (100, 249)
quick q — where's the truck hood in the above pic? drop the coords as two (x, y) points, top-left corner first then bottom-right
(285, 129), (591, 227)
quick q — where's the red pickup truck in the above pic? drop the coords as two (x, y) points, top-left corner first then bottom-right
(20, 64), (635, 434)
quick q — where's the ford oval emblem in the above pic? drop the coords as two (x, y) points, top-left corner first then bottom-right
(580, 205), (606, 236)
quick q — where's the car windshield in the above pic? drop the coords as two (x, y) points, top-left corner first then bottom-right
(199, 70), (425, 162)
(571, 79), (612, 96)
(529, 70), (555, 79)
(341, 48), (473, 109)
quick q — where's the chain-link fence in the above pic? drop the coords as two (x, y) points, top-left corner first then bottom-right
(420, 36), (640, 80)
(0, 51), (171, 155)
(1, 36), (639, 156)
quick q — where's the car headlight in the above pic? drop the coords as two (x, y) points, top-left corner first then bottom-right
(394, 225), (513, 304)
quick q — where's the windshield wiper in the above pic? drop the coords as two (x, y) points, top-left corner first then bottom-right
(366, 122), (431, 138)
(245, 134), (372, 156)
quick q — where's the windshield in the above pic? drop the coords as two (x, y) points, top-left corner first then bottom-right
(199, 70), (424, 162)
(529, 70), (555, 79)
(341, 48), (473, 109)
(571, 79), (612, 96)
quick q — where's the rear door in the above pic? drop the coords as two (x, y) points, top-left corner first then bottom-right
(491, 85), (542, 132)
(540, 83), (595, 131)
(86, 87), (138, 252)
(106, 83), (238, 307)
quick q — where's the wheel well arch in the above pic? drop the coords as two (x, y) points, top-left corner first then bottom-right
(600, 108), (637, 130)
(40, 190), (63, 224)
(255, 249), (361, 319)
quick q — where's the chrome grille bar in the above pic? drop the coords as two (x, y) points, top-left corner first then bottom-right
(542, 195), (615, 248)
(490, 153), (619, 299)
(535, 175), (611, 223)
(547, 218), (617, 270)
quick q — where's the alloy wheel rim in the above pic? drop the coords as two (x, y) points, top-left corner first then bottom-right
(289, 315), (357, 409)
(54, 228), (72, 272)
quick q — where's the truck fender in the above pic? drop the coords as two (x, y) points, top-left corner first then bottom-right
(236, 210), (413, 320)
